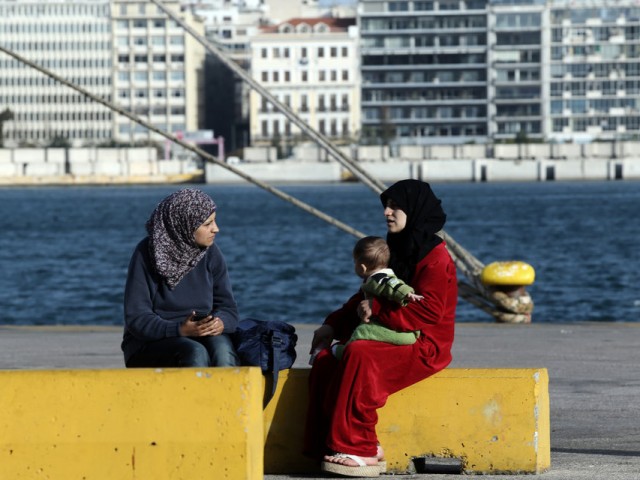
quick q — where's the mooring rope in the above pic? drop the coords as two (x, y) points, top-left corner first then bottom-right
(0, 44), (367, 240)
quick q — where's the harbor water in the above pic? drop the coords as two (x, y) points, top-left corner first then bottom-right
(0, 180), (638, 326)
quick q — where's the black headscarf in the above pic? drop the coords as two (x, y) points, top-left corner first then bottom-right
(146, 189), (216, 289)
(380, 179), (446, 282)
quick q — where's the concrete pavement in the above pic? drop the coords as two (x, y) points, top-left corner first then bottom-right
(1, 322), (639, 479)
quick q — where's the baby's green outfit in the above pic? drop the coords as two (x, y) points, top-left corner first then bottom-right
(334, 269), (421, 360)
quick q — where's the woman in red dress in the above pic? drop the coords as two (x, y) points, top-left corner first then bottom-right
(304, 179), (458, 477)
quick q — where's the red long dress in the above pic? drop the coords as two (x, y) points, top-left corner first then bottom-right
(304, 242), (458, 459)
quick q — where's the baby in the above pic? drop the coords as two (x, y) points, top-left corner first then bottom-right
(332, 236), (422, 360)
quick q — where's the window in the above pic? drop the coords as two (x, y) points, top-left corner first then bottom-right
(318, 47), (324, 58)
(330, 47), (337, 57)
(302, 71), (308, 82)
(261, 48), (267, 58)
(342, 70), (349, 81)
(261, 72), (268, 82)
(318, 94), (326, 111)
(319, 71), (326, 81)
(284, 71), (290, 82)
(342, 47), (348, 57)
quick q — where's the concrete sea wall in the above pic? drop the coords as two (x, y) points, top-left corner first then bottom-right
(0, 147), (203, 185)
(206, 157), (640, 184)
(207, 141), (640, 183)
(2, 143), (640, 185)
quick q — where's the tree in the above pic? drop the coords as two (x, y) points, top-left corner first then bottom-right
(0, 108), (15, 148)
(47, 135), (71, 148)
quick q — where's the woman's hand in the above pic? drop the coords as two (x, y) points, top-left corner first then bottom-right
(310, 324), (334, 354)
(179, 313), (225, 337)
(357, 299), (373, 323)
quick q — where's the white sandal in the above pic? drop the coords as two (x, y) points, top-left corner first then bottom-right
(376, 444), (387, 473)
(321, 453), (381, 477)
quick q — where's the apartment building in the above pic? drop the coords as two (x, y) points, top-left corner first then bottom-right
(0, 0), (205, 147)
(0, 0), (113, 146)
(249, 17), (360, 148)
(548, 0), (640, 142)
(111, 0), (205, 144)
(489, 1), (547, 141)
(359, 0), (640, 144)
(359, 0), (489, 145)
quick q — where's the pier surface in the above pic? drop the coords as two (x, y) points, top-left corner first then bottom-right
(1, 322), (638, 479)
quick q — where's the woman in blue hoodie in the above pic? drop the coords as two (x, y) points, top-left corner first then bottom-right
(122, 188), (239, 368)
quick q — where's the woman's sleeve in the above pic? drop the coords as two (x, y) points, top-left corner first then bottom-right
(123, 242), (181, 340)
(324, 291), (364, 343)
(210, 246), (239, 333)
(371, 248), (457, 332)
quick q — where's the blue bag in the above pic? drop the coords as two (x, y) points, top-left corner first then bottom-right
(232, 318), (297, 406)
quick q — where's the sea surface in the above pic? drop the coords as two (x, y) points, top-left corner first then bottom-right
(0, 180), (639, 326)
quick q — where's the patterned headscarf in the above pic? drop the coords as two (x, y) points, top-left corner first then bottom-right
(146, 189), (216, 289)
(380, 179), (446, 283)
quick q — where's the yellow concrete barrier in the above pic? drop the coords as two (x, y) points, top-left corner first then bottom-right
(0, 368), (264, 480)
(263, 368), (550, 475)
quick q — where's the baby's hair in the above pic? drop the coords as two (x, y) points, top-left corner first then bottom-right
(353, 236), (390, 271)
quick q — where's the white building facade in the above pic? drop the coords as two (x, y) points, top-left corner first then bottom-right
(249, 17), (361, 148)
(0, 0), (205, 147)
(359, 0), (640, 145)
(0, 0), (113, 146)
(110, 0), (205, 144)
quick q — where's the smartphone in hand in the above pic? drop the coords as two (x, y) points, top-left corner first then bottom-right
(192, 312), (212, 322)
